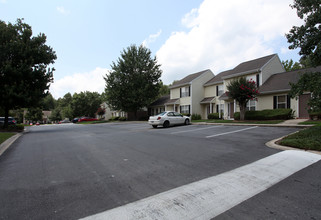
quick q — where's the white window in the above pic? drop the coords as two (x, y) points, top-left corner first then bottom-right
(277, 95), (286, 109)
(180, 105), (190, 114)
(246, 100), (256, 111)
(217, 85), (224, 96)
(180, 86), (190, 97)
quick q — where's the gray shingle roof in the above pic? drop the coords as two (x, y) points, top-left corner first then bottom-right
(259, 66), (321, 94)
(204, 54), (278, 86)
(169, 69), (211, 89)
(204, 69), (234, 86)
(149, 95), (170, 107)
(200, 96), (215, 104)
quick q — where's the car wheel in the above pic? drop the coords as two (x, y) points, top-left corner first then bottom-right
(184, 119), (190, 125)
(163, 120), (170, 128)
(152, 125), (158, 128)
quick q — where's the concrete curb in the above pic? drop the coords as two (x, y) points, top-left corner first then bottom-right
(191, 122), (312, 128)
(265, 132), (321, 156)
(0, 132), (23, 156)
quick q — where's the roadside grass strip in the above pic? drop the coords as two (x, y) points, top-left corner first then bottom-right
(206, 126), (258, 138)
(80, 150), (321, 220)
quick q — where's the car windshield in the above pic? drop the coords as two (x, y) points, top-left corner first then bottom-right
(156, 112), (167, 116)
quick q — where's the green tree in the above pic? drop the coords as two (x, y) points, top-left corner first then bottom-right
(286, 0), (321, 66)
(227, 77), (259, 120)
(0, 19), (56, 128)
(41, 93), (56, 110)
(25, 108), (43, 122)
(104, 45), (162, 119)
(282, 59), (302, 71)
(289, 71), (321, 112)
(72, 91), (102, 118)
(159, 81), (170, 96)
(50, 107), (62, 122)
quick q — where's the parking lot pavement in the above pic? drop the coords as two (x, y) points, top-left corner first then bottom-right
(0, 122), (310, 220)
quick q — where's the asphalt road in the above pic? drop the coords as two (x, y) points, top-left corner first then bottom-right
(0, 122), (319, 219)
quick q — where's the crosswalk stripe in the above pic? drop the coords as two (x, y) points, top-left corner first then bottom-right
(80, 150), (321, 220)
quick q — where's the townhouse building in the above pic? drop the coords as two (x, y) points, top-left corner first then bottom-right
(150, 54), (320, 119)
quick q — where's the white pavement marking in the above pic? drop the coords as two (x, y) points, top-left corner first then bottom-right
(171, 125), (223, 134)
(80, 150), (321, 220)
(206, 126), (258, 138)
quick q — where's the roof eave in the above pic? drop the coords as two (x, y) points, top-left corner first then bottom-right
(222, 69), (261, 80)
(259, 89), (290, 95)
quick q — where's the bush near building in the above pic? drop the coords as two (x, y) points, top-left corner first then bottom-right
(208, 113), (221, 119)
(234, 109), (293, 120)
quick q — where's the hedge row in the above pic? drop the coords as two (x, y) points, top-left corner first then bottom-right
(208, 113), (221, 119)
(234, 109), (293, 120)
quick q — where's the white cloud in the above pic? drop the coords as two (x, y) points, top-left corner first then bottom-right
(157, 0), (303, 84)
(56, 6), (70, 15)
(142, 30), (162, 47)
(50, 67), (108, 99)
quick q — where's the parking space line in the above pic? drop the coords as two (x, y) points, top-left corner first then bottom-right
(171, 125), (223, 134)
(80, 150), (321, 220)
(206, 126), (258, 138)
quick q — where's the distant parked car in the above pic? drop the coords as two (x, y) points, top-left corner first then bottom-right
(0, 117), (17, 126)
(148, 111), (190, 128)
(72, 118), (79, 123)
(78, 117), (99, 122)
(59, 119), (71, 124)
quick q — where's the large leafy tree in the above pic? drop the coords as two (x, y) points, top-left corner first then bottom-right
(104, 45), (162, 118)
(0, 19), (56, 128)
(227, 77), (259, 120)
(72, 91), (102, 118)
(286, 0), (321, 66)
(289, 71), (321, 112)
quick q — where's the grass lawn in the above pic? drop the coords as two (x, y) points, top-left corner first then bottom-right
(192, 119), (284, 124)
(299, 120), (321, 125)
(0, 132), (16, 145)
(279, 124), (321, 151)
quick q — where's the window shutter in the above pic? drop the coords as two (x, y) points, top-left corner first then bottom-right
(216, 104), (219, 113)
(180, 88), (182, 98)
(273, 96), (277, 109)
(287, 95), (291, 109)
(256, 74), (260, 87)
(216, 86), (218, 96)
(188, 105), (191, 114)
(188, 86), (191, 96)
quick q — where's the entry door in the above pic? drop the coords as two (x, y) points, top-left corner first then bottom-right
(299, 94), (310, 118)
(230, 102), (234, 118)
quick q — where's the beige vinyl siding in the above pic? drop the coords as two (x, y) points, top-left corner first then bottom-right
(204, 85), (216, 97)
(170, 88), (180, 99)
(261, 55), (285, 84)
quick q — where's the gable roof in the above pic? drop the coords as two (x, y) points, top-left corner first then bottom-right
(204, 69), (234, 86)
(169, 69), (211, 89)
(204, 54), (278, 86)
(259, 66), (321, 94)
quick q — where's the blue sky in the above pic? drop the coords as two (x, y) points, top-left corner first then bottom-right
(1, 0), (302, 98)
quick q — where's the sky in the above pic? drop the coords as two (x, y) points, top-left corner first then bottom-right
(1, 0), (303, 99)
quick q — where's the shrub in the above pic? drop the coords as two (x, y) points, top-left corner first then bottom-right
(119, 117), (127, 121)
(234, 109), (293, 120)
(309, 111), (321, 120)
(110, 116), (119, 121)
(182, 113), (191, 117)
(191, 114), (201, 120)
(3, 124), (25, 132)
(208, 113), (220, 119)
